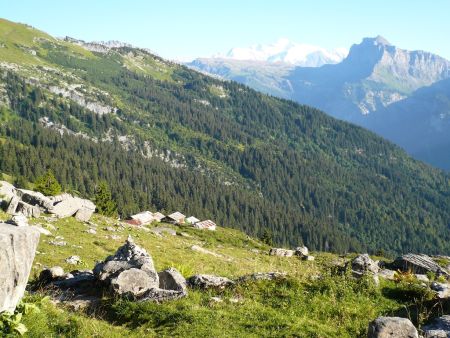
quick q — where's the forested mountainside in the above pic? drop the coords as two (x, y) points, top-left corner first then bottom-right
(1, 19), (450, 255)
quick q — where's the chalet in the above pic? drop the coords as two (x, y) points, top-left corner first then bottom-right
(152, 212), (165, 222)
(126, 211), (153, 226)
(194, 220), (216, 231)
(186, 216), (200, 225)
(163, 211), (186, 224)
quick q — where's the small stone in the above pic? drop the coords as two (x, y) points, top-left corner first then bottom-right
(49, 240), (67, 246)
(65, 256), (81, 265)
(85, 228), (97, 234)
(187, 274), (234, 289)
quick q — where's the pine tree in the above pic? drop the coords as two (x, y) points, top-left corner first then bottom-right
(34, 170), (62, 196)
(94, 181), (118, 217)
(260, 228), (273, 246)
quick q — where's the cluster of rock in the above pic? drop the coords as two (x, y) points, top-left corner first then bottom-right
(349, 252), (450, 291)
(269, 246), (314, 261)
(368, 315), (450, 338)
(0, 181), (96, 222)
(39, 237), (287, 308)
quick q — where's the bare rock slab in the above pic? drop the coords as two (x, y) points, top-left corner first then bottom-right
(0, 223), (40, 312)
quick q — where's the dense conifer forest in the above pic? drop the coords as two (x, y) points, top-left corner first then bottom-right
(0, 19), (449, 255)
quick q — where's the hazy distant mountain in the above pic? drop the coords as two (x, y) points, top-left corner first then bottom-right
(288, 36), (450, 122)
(190, 36), (450, 169)
(367, 78), (450, 169)
(213, 38), (348, 67)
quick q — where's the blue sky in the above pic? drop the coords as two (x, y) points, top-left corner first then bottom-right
(1, 0), (449, 60)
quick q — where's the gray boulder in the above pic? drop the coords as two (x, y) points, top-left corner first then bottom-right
(187, 274), (234, 289)
(0, 223), (40, 312)
(16, 189), (53, 210)
(158, 268), (188, 293)
(110, 268), (155, 298)
(0, 181), (16, 204)
(295, 246), (309, 257)
(94, 236), (159, 294)
(269, 248), (295, 257)
(39, 266), (65, 284)
(392, 254), (448, 276)
(50, 195), (96, 220)
(16, 201), (41, 218)
(352, 254), (379, 276)
(422, 315), (450, 337)
(6, 195), (20, 215)
(367, 317), (418, 338)
(7, 214), (29, 227)
(140, 288), (187, 303)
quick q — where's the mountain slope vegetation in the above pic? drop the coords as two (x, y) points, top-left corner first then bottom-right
(0, 19), (450, 255)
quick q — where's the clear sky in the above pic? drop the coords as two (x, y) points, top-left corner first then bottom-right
(1, 0), (449, 61)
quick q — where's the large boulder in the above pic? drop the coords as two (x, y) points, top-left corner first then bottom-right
(187, 274), (234, 289)
(367, 317), (418, 338)
(50, 195), (96, 220)
(392, 254), (448, 276)
(94, 236), (159, 297)
(158, 268), (187, 293)
(16, 189), (53, 210)
(422, 315), (450, 337)
(0, 223), (40, 312)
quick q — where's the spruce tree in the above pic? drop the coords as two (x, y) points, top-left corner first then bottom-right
(34, 170), (62, 196)
(94, 181), (118, 217)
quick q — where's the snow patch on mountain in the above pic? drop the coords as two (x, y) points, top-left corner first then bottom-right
(213, 38), (348, 67)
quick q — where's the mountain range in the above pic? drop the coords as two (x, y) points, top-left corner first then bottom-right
(0, 18), (450, 255)
(212, 38), (348, 67)
(189, 36), (450, 170)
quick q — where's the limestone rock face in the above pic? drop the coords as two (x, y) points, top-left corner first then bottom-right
(7, 214), (29, 227)
(0, 223), (40, 312)
(367, 317), (418, 338)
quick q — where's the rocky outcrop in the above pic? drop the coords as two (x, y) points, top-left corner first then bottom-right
(0, 223), (40, 312)
(391, 254), (448, 276)
(422, 315), (450, 337)
(367, 317), (418, 338)
(3, 184), (96, 222)
(187, 274), (234, 289)
(40, 237), (188, 303)
(295, 246), (309, 257)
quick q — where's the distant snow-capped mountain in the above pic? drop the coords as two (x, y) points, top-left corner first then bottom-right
(212, 38), (348, 67)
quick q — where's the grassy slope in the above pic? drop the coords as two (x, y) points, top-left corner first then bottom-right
(0, 210), (432, 337)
